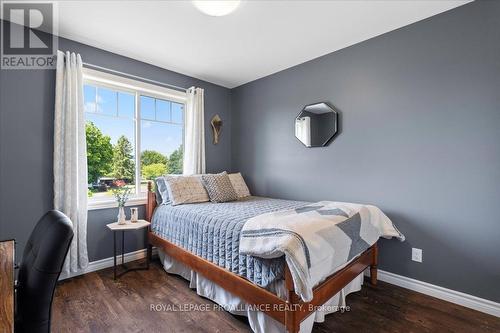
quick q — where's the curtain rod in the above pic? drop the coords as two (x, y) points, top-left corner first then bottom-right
(82, 62), (189, 92)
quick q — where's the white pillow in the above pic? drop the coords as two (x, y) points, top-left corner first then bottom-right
(163, 175), (209, 205)
(228, 173), (251, 198)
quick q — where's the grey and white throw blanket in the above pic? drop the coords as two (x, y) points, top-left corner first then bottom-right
(239, 201), (405, 302)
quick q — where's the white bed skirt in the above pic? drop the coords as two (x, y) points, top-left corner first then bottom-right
(158, 250), (364, 333)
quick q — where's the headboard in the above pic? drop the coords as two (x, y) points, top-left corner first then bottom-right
(146, 181), (157, 222)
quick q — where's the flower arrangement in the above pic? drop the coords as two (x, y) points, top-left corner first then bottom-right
(111, 180), (132, 207)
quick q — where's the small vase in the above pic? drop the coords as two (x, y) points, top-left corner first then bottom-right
(130, 207), (138, 223)
(117, 206), (126, 225)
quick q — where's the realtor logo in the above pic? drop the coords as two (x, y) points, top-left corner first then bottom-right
(1, 1), (58, 69)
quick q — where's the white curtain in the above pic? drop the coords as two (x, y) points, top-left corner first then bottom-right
(53, 50), (89, 274)
(295, 116), (311, 147)
(183, 87), (206, 175)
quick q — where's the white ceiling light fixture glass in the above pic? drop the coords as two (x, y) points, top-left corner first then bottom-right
(193, 0), (241, 17)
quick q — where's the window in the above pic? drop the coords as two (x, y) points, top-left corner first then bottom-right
(83, 68), (186, 208)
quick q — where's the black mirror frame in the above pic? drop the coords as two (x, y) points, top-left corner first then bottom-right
(294, 102), (339, 148)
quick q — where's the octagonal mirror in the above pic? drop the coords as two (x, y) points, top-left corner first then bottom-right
(295, 102), (338, 147)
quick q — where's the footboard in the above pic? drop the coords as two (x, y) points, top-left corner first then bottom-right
(145, 181), (377, 333)
(283, 244), (377, 332)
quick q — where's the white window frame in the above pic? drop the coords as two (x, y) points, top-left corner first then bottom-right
(83, 68), (187, 210)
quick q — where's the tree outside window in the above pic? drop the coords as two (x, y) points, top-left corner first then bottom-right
(84, 82), (184, 200)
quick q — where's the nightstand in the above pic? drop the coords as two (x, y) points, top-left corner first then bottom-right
(106, 220), (151, 280)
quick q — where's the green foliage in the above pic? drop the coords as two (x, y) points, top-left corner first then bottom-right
(141, 150), (167, 167)
(112, 135), (135, 181)
(142, 163), (167, 180)
(86, 121), (183, 186)
(167, 145), (183, 174)
(85, 122), (113, 183)
(111, 183), (132, 207)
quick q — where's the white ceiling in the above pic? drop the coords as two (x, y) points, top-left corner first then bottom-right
(53, 0), (470, 88)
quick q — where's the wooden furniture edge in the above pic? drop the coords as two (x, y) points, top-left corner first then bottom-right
(145, 181), (378, 333)
(0, 240), (15, 333)
(146, 181), (156, 223)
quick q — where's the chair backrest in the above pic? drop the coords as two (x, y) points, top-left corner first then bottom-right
(16, 210), (74, 333)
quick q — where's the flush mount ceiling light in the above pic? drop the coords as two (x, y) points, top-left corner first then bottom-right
(192, 0), (241, 17)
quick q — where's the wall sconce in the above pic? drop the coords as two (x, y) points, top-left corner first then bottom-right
(211, 114), (223, 144)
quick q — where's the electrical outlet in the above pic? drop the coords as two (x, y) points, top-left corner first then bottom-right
(412, 248), (423, 263)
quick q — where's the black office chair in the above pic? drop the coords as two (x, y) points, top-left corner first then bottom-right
(15, 210), (74, 333)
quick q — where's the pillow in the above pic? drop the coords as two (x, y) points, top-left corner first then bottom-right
(201, 172), (239, 203)
(154, 177), (165, 205)
(163, 175), (209, 206)
(156, 174), (209, 204)
(155, 174), (182, 205)
(155, 175), (182, 205)
(228, 173), (251, 198)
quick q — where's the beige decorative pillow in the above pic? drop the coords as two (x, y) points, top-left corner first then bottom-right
(164, 175), (209, 205)
(228, 173), (251, 198)
(201, 172), (238, 203)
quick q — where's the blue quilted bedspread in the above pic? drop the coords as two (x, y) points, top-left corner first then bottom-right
(151, 196), (308, 287)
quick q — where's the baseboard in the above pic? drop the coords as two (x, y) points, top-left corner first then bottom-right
(369, 269), (500, 318)
(59, 247), (158, 281)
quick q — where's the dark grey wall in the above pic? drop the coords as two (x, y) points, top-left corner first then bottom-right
(231, 1), (500, 302)
(86, 205), (146, 261)
(2, 0), (499, 302)
(0, 34), (232, 262)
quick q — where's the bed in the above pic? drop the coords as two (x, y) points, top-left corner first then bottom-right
(145, 182), (380, 333)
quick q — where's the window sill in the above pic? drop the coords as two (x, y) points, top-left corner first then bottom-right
(87, 197), (147, 211)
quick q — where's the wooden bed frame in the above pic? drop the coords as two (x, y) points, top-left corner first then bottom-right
(145, 182), (378, 333)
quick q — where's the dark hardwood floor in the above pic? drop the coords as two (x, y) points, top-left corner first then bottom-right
(52, 259), (500, 333)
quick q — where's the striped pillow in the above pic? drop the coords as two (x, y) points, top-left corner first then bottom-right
(201, 172), (238, 203)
